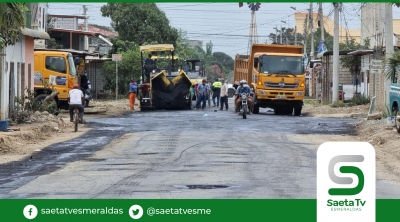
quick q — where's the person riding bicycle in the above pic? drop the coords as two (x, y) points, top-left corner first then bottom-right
(68, 84), (85, 123)
(235, 79), (254, 114)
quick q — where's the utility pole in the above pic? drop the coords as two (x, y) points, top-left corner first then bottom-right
(384, 3), (394, 108)
(310, 3), (315, 60)
(295, 26), (297, 45)
(83, 5), (88, 51)
(286, 16), (289, 44)
(303, 13), (308, 54)
(332, 3), (340, 103)
(318, 2), (325, 102)
(116, 60), (118, 100)
(0, 48), (6, 130)
(319, 3), (325, 41)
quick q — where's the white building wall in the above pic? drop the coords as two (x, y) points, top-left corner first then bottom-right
(6, 38), (25, 98)
(360, 55), (371, 98)
(1, 38), (25, 120)
(33, 3), (48, 49)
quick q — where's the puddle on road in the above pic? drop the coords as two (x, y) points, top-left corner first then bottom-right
(186, 185), (230, 189)
(137, 153), (159, 155)
(83, 158), (107, 162)
(172, 185), (230, 190)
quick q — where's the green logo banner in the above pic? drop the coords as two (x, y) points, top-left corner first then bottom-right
(0, 199), (398, 221)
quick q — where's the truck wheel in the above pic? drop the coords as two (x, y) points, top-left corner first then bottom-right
(294, 104), (302, 116)
(85, 99), (90, 108)
(394, 108), (400, 133)
(253, 104), (260, 114)
(283, 108), (293, 115)
(228, 88), (236, 98)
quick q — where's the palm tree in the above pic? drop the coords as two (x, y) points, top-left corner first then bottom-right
(0, 3), (27, 49)
(384, 51), (400, 80)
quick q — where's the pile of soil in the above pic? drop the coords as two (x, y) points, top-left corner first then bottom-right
(89, 99), (140, 116)
(302, 102), (370, 117)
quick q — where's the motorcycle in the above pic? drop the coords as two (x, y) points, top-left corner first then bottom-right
(82, 88), (91, 107)
(240, 93), (248, 119)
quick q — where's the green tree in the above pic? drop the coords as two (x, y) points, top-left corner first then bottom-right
(212, 52), (234, 70)
(339, 38), (370, 73)
(47, 38), (63, 49)
(269, 27), (304, 46)
(100, 3), (178, 46)
(306, 27), (334, 55)
(101, 40), (141, 95)
(206, 41), (213, 56)
(0, 3), (27, 49)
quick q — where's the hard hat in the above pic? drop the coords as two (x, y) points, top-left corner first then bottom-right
(240, 79), (247, 84)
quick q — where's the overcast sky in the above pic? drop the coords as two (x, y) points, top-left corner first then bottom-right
(48, 3), (400, 58)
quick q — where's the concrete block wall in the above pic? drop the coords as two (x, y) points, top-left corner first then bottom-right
(368, 71), (385, 112)
(326, 55), (353, 85)
(322, 55), (355, 102)
(53, 18), (77, 30)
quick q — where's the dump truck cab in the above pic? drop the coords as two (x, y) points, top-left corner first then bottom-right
(233, 44), (306, 116)
(34, 50), (80, 110)
(139, 44), (192, 111)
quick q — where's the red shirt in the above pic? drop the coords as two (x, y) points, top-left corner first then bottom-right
(142, 84), (149, 92)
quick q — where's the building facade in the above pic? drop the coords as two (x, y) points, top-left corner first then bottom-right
(0, 3), (50, 124)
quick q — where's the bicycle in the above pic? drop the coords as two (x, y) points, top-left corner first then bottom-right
(73, 107), (79, 132)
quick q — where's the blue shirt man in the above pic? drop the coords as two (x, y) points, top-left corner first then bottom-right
(195, 80), (209, 110)
(236, 84), (251, 94)
(183, 62), (190, 72)
(197, 81), (209, 96)
(129, 80), (138, 93)
(144, 54), (154, 66)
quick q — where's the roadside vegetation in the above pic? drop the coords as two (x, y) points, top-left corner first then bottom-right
(99, 3), (235, 96)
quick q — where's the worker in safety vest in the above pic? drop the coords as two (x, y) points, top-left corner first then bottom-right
(212, 78), (222, 108)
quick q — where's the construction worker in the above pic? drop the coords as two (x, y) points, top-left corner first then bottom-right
(129, 79), (138, 110)
(219, 79), (229, 110)
(212, 78), (222, 107)
(143, 54), (154, 83)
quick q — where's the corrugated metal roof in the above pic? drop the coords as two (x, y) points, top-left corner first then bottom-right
(322, 50), (355, 56)
(48, 28), (100, 37)
(34, 48), (99, 56)
(48, 14), (88, 19)
(347, 50), (374, 56)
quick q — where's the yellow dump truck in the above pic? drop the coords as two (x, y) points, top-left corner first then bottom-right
(139, 44), (192, 111)
(34, 50), (79, 110)
(233, 44), (305, 116)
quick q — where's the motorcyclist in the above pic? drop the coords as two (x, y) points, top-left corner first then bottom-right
(80, 71), (89, 95)
(235, 79), (254, 115)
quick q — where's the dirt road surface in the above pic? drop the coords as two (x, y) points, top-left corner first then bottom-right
(1, 98), (399, 199)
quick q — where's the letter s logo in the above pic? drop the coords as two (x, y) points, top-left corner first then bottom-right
(328, 155), (364, 195)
